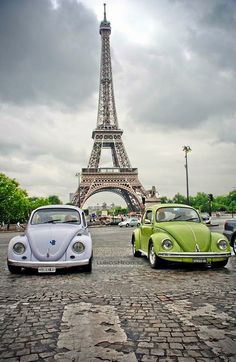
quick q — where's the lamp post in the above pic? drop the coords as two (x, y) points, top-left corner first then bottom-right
(75, 172), (81, 207)
(183, 146), (191, 205)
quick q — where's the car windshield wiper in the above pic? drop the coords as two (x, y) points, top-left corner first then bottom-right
(185, 217), (199, 222)
(43, 219), (61, 224)
(169, 215), (182, 221)
(63, 220), (79, 223)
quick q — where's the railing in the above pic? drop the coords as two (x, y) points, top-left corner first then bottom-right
(82, 168), (138, 174)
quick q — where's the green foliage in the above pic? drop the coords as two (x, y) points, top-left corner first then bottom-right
(0, 173), (29, 223)
(160, 196), (169, 204)
(111, 206), (128, 216)
(48, 195), (62, 205)
(0, 173), (64, 223)
(191, 192), (209, 212)
(172, 193), (187, 204)
(28, 197), (50, 214)
(171, 191), (236, 213)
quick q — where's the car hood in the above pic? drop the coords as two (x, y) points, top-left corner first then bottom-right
(158, 222), (211, 252)
(27, 224), (83, 261)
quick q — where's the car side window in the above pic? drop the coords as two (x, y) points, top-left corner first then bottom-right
(144, 210), (152, 224)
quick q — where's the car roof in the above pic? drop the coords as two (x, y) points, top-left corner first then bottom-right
(144, 203), (196, 211)
(33, 204), (82, 212)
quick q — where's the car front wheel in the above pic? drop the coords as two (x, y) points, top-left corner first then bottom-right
(7, 262), (21, 274)
(232, 235), (236, 254)
(126, 223), (129, 227)
(211, 259), (228, 268)
(148, 242), (158, 268)
(84, 257), (92, 272)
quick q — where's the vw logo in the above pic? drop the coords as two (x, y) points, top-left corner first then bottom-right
(195, 244), (200, 252)
(50, 239), (56, 246)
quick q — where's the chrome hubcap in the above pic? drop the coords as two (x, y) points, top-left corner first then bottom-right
(149, 245), (156, 264)
(132, 242), (136, 254)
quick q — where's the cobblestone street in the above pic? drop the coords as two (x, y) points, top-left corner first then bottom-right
(0, 226), (236, 361)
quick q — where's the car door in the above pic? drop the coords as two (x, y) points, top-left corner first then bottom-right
(140, 210), (154, 253)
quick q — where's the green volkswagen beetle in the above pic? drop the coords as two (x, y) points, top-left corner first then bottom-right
(132, 204), (231, 268)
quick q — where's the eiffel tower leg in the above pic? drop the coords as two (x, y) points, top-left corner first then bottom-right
(88, 142), (102, 169)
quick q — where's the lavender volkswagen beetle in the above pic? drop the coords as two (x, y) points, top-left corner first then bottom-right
(7, 205), (93, 273)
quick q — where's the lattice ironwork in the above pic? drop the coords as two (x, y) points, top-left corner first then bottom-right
(73, 4), (149, 211)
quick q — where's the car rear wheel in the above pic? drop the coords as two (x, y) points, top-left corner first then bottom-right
(126, 223), (129, 227)
(148, 242), (158, 268)
(7, 262), (21, 274)
(211, 259), (228, 268)
(132, 238), (141, 257)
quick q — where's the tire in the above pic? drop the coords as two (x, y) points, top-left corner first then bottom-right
(132, 237), (141, 257)
(126, 223), (129, 227)
(231, 235), (236, 254)
(7, 262), (21, 274)
(84, 257), (92, 272)
(211, 259), (228, 268)
(137, 223), (140, 227)
(148, 242), (159, 269)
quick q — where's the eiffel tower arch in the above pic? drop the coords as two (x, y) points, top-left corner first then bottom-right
(73, 4), (148, 212)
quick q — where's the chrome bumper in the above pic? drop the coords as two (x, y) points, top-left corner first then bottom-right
(158, 251), (231, 258)
(7, 258), (90, 269)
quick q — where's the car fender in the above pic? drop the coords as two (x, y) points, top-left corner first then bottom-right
(210, 232), (231, 252)
(132, 228), (141, 249)
(8, 234), (31, 260)
(149, 231), (181, 255)
(66, 234), (93, 260)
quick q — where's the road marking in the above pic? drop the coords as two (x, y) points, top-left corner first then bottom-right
(56, 302), (137, 361)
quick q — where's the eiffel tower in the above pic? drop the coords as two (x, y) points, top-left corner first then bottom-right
(73, 4), (148, 211)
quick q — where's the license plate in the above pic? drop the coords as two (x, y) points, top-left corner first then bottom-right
(38, 267), (56, 273)
(193, 258), (207, 263)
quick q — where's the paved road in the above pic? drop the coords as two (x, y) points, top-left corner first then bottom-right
(0, 226), (235, 362)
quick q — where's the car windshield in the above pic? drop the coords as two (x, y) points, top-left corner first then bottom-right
(31, 208), (81, 225)
(156, 207), (200, 223)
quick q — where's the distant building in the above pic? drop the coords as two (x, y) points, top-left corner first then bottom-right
(69, 193), (75, 203)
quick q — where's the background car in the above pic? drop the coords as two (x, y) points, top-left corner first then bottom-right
(7, 205), (93, 273)
(118, 218), (140, 227)
(200, 212), (211, 225)
(132, 204), (231, 268)
(223, 219), (236, 254)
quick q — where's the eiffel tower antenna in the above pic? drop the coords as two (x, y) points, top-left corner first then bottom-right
(73, 4), (151, 211)
(103, 3), (107, 22)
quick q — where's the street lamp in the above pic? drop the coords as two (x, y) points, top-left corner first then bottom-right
(183, 146), (191, 205)
(75, 172), (81, 207)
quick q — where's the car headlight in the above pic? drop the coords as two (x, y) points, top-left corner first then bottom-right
(13, 242), (25, 254)
(162, 239), (173, 250)
(217, 239), (227, 250)
(72, 241), (85, 253)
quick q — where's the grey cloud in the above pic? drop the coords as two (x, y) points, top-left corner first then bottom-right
(0, 0), (99, 107)
(116, 0), (236, 141)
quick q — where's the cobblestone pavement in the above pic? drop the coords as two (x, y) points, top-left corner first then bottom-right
(0, 227), (235, 362)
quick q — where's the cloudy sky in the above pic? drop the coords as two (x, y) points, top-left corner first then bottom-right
(0, 0), (236, 207)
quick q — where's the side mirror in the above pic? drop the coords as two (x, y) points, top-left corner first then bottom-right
(144, 219), (151, 224)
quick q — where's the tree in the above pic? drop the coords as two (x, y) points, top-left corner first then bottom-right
(192, 192), (209, 212)
(172, 193), (187, 204)
(228, 201), (236, 218)
(0, 173), (29, 223)
(228, 191), (236, 203)
(28, 197), (50, 213)
(160, 196), (169, 204)
(48, 195), (62, 205)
